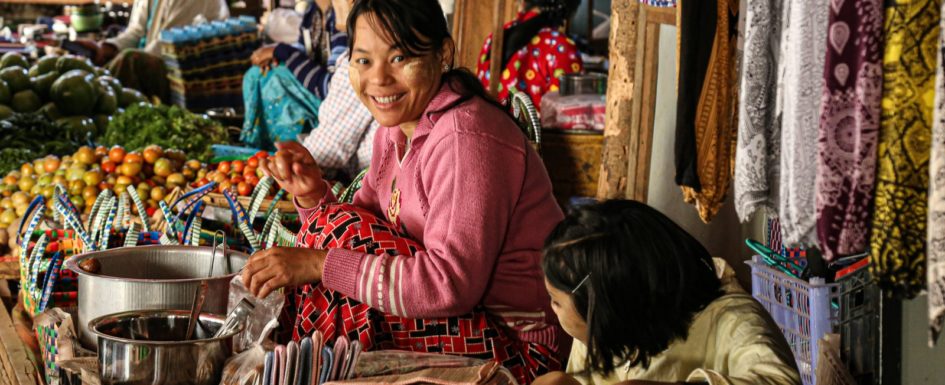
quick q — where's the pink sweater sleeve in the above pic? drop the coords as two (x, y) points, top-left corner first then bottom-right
(322, 129), (526, 318)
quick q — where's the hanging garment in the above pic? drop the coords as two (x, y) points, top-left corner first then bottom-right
(240, 65), (322, 152)
(928, 0), (945, 345)
(870, 0), (941, 299)
(775, 0), (830, 245)
(814, 0), (884, 260)
(734, 0), (783, 222)
(677, 0), (740, 223)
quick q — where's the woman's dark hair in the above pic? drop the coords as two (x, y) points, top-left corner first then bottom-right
(499, 0), (581, 76)
(542, 200), (722, 376)
(524, 0), (582, 23)
(346, 0), (506, 114)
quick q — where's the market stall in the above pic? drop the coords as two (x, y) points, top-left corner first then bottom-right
(5, 0), (945, 384)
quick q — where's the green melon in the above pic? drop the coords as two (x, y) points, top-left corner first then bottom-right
(35, 56), (58, 75)
(119, 88), (148, 107)
(55, 56), (95, 75)
(94, 82), (117, 114)
(11, 90), (41, 113)
(0, 80), (9, 105)
(41, 102), (61, 120)
(0, 67), (30, 93)
(51, 70), (97, 116)
(0, 105), (13, 120)
(30, 71), (59, 100)
(0, 53), (29, 69)
(96, 75), (122, 97)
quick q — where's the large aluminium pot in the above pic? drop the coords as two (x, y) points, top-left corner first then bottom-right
(89, 309), (240, 385)
(64, 245), (249, 349)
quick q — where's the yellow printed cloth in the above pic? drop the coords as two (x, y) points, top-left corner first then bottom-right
(869, 0), (941, 299)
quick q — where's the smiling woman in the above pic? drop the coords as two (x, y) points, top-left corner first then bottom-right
(240, 0), (566, 383)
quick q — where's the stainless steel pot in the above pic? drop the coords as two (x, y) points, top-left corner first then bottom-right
(559, 73), (608, 96)
(64, 245), (249, 349)
(90, 310), (239, 385)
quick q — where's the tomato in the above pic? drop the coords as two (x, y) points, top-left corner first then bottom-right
(43, 155), (60, 174)
(247, 157), (259, 168)
(254, 151), (269, 159)
(195, 178), (210, 187)
(217, 161), (231, 174)
(94, 146), (108, 158)
(243, 166), (257, 178)
(101, 160), (117, 174)
(237, 182), (252, 196)
(231, 160), (245, 173)
(123, 152), (144, 164)
(119, 162), (142, 177)
(230, 175), (244, 185)
(244, 174), (260, 186)
(142, 145), (163, 164)
(108, 146), (126, 164)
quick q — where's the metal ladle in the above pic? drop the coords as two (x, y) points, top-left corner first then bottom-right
(184, 231), (226, 340)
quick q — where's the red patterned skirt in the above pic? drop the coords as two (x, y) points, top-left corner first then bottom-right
(283, 203), (559, 384)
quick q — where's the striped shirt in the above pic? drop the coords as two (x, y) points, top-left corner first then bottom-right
(301, 55), (377, 178)
(273, 6), (348, 99)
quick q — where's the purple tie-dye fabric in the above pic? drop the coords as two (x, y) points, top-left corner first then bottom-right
(814, 0), (884, 260)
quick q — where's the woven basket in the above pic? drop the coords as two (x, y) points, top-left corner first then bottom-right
(202, 192), (297, 213)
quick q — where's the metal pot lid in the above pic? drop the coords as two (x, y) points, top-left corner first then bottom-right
(64, 245), (249, 284)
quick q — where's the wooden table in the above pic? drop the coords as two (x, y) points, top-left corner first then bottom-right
(0, 293), (39, 385)
(540, 129), (604, 205)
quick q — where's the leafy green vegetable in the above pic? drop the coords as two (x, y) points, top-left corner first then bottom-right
(0, 148), (36, 176)
(0, 112), (79, 174)
(103, 104), (227, 161)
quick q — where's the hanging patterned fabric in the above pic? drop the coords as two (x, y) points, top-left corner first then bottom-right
(814, 0), (884, 261)
(734, 0), (783, 222)
(870, 0), (941, 299)
(928, 0), (945, 345)
(775, 0), (830, 245)
(676, 0), (740, 223)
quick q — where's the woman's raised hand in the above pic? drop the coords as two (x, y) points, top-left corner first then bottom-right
(259, 141), (327, 208)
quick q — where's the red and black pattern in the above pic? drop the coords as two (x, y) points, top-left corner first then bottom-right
(286, 203), (559, 384)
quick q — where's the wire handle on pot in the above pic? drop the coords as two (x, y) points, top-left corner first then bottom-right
(210, 230), (230, 276)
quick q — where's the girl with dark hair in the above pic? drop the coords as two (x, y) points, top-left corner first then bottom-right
(241, 0), (565, 383)
(535, 200), (801, 385)
(476, 0), (584, 108)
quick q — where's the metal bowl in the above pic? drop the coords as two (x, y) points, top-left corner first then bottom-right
(65, 245), (249, 349)
(90, 310), (239, 385)
(559, 73), (608, 96)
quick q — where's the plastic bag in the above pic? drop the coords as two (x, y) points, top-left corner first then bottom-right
(221, 319), (280, 385)
(540, 91), (606, 131)
(228, 275), (285, 352)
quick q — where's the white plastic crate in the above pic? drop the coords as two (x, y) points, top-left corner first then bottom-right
(749, 256), (837, 385)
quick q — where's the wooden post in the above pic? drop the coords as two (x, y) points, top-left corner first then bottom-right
(488, 0), (508, 95)
(596, 0), (640, 200)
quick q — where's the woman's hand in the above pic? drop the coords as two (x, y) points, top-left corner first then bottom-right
(241, 247), (328, 298)
(259, 141), (327, 208)
(533, 372), (581, 385)
(251, 45), (277, 68)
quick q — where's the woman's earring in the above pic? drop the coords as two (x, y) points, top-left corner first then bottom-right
(442, 63), (450, 73)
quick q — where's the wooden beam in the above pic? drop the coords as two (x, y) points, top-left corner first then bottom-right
(488, 0), (507, 95)
(451, 0), (517, 74)
(596, 0), (640, 200)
